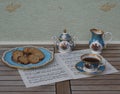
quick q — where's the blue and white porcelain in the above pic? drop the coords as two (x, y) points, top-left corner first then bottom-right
(59, 29), (72, 42)
(52, 29), (75, 53)
(89, 28), (112, 54)
(75, 61), (105, 75)
(2, 46), (54, 69)
(75, 53), (106, 75)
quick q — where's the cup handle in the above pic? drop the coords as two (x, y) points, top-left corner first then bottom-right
(103, 32), (112, 47)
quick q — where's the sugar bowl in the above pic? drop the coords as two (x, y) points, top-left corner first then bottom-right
(52, 29), (75, 53)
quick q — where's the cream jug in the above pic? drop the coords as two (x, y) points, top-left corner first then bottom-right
(89, 28), (112, 54)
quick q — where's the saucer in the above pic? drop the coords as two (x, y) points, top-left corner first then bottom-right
(75, 61), (105, 75)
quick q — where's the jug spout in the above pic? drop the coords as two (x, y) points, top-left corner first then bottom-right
(90, 28), (104, 35)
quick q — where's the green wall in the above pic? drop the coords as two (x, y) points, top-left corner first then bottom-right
(0, 0), (120, 43)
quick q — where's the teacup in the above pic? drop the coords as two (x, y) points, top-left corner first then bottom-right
(81, 53), (102, 72)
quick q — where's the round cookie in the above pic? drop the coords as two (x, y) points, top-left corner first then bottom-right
(18, 56), (29, 64)
(28, 55), (40, 64)
(23, 47), (38, 54)
(23, 47), (44, 60)
(34, 52), (44, 60)
(23, 47), (29, 54)
(12, 50), (24, 62)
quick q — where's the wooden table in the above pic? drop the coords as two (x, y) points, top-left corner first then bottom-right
(0, 44), (120, 94)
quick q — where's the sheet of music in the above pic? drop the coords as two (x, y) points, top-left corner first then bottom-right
(18, 56), (72, 88)
(19, 49), (118, 88)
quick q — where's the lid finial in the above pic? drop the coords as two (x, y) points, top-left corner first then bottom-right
(64, 29), (67, 33)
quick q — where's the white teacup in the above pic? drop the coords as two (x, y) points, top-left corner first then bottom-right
(81, 54), (102, 72)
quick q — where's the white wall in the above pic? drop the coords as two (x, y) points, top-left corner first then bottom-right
(0, 0), (120, 44)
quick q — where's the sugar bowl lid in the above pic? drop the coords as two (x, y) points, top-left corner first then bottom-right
(59, 29), (72, 41)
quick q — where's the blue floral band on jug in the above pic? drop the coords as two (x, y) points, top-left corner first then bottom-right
(89, 28), (112, 54)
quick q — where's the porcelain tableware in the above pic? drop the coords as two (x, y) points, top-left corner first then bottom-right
(2, 46), (54, 69)
(76, 53), (105, 74)
(89, 28), (112, 54)
(52, 29), (75, 53)
(75, 60), (105, 75)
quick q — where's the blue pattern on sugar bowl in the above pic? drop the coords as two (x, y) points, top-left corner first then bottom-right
(59, 30), (72, 42)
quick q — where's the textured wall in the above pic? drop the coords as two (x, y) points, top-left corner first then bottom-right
(0, 0), (120, 43)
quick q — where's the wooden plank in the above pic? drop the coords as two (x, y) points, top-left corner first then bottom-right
(113, 72), (120, 74)
(74, 47), (120, 50)
(0, 86), (55, 92)
(0, 81), (55, 86)
(56, 80), (71, 94)
(0, 66), (17, 71)
(101, 53), (120, 57)
(114, 66), (120, 70)
(102, 50), (120, 54)
(72, 91), (120, 94)
(0, 76), (22, 80)
(104, 47), (120, 50)
(82, 75), (120, 80)
(0, 71), (19, 76)
(71, 79), (120, 85)
(71, 85), (120, 91)
(103, 58), (120, 62)
(0, 92), (55, 94)
(107, 44), (120, 47)
(0, 91), (55, 94)
(74, 44), (120, 50)
(109, 62), (120, 66)
(0, 81), (24, 85)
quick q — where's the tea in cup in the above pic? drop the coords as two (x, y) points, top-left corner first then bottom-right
(81, 53), (103, 73)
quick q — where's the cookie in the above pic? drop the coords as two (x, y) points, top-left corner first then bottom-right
(12, 50), (24, 62)
(18, 56), (29, 64)
(34, 52), (44, 60)
(23, 47), (44, 60)
(23, 47), (38, 54)
(28, 55), (40, 64)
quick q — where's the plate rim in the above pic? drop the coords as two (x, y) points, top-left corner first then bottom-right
(1, 46), (54, 69)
